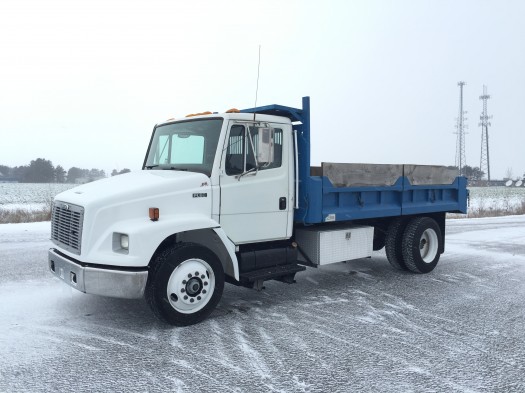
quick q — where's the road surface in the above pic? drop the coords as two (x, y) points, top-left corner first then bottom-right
(1, 216), (524, 392)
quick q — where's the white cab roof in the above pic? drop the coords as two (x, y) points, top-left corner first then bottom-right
(157, 112), (292, 127)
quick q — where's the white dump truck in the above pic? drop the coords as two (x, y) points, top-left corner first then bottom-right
(49, 97), (468, 325)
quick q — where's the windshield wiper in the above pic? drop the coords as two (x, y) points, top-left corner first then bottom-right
(146, 165), (188, 171)
(164, 167), (188, 171)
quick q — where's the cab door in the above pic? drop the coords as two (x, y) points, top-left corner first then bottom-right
(219, 122), (290, 244)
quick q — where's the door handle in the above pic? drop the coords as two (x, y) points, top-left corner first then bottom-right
(279, 197), (286, 210)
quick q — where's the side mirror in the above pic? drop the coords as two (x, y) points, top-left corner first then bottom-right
(256, 127), (274, 165)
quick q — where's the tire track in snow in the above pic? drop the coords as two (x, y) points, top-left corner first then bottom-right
(256, 326), (314, 392)
(308, 326), (483, 393)
(291, 283), (523, 387)
(232, 322), (274, 385)
(350, 291), (523, 373)
(169, 358), (241, 393)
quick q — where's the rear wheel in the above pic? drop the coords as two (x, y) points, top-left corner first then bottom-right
(385, 218), (408, 270)
(146, 243), (224, 326)
(402, 217), (442, 274)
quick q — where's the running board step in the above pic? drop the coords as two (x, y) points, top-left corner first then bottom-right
(239, 264), (306, 285)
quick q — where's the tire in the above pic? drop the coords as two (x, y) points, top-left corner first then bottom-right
(402, 217), (442, 274)
(373, 227), (386, 251)
(385, 218), (408, 270)
(145, 243), (225, 326)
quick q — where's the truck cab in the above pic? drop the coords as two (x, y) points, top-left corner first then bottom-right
(143, 113), (296, 244)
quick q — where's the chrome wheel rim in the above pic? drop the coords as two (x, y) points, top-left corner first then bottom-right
(419, 228), (438, 263)
(166, 258), (215, 314)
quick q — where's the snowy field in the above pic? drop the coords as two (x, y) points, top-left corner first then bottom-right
(468, 186), (525, 215)
(0, 183), (75, 210)
(1, 217), (525, 392)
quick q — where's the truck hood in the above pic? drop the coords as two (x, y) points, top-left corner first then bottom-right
(53, 170), (214, 262)
(55, 170), (211, 208)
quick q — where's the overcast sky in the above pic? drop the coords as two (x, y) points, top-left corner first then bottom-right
(1, 0), (523, 179)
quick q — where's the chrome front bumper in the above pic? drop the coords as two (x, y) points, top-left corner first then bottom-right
(48, 248), (148, 299)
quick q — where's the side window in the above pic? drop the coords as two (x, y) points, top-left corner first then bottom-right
(225, 125), (245, 175)
(225, 125), (283, 176)
(270, 128), (283, 169)
(246, 127), (257, 171)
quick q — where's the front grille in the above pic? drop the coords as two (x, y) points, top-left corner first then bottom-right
(51, 201), (84, 255)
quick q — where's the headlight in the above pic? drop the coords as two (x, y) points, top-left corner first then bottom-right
(120, 234), (129, 250)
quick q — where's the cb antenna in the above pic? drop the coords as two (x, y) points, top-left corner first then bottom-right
(253, 45), (261, 121)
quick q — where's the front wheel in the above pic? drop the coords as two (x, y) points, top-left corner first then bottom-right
(145, 243), (225, 326)
(402, 217), (442, 274)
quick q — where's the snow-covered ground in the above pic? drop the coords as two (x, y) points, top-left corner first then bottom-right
(468, 186), (525, 214)
(1, 217), (525, 392)
(0, 183), (75, 210)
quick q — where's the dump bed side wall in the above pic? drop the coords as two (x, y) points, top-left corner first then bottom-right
(294, 163), (468, 224)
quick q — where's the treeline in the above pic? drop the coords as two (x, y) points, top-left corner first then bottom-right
(447, 165), (485, 181)
(448, 165), (525, 183)
(0, 158), (130, 184)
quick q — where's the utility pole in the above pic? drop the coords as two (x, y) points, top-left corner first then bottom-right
(479, 85), (492, 182)
(455, 81), (468, 176)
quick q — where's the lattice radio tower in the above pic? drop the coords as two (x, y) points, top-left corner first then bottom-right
(479, 85), (492, 182)
(455, 81), (468, 176)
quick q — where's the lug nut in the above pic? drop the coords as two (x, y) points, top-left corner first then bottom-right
(181, 288), (185, 293)
(190, 298), (194, 303)
(204, 281), (208, 286)
(188, 273), (192, 278)
(184, 295), (188, 300)
(182, 280), (187, 284)
(195, 271), (199, 276)
(197, 296), (201, 301)
(202, 289), (207, 294)
(201, 274), (205, 279)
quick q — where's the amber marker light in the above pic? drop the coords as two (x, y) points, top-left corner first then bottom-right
(186, 111), (212, 117)
(149, 207), (159, 221)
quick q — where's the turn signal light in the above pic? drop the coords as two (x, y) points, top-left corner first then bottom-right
(149, 207), (159, 221)
(225, 108), (240, 113)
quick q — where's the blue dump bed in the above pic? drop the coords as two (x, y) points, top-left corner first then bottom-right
(294, 163), (468, 224)
(241, 97), (468, 225)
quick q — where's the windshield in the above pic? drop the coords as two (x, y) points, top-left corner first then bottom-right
(144, 118), (223, 176)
